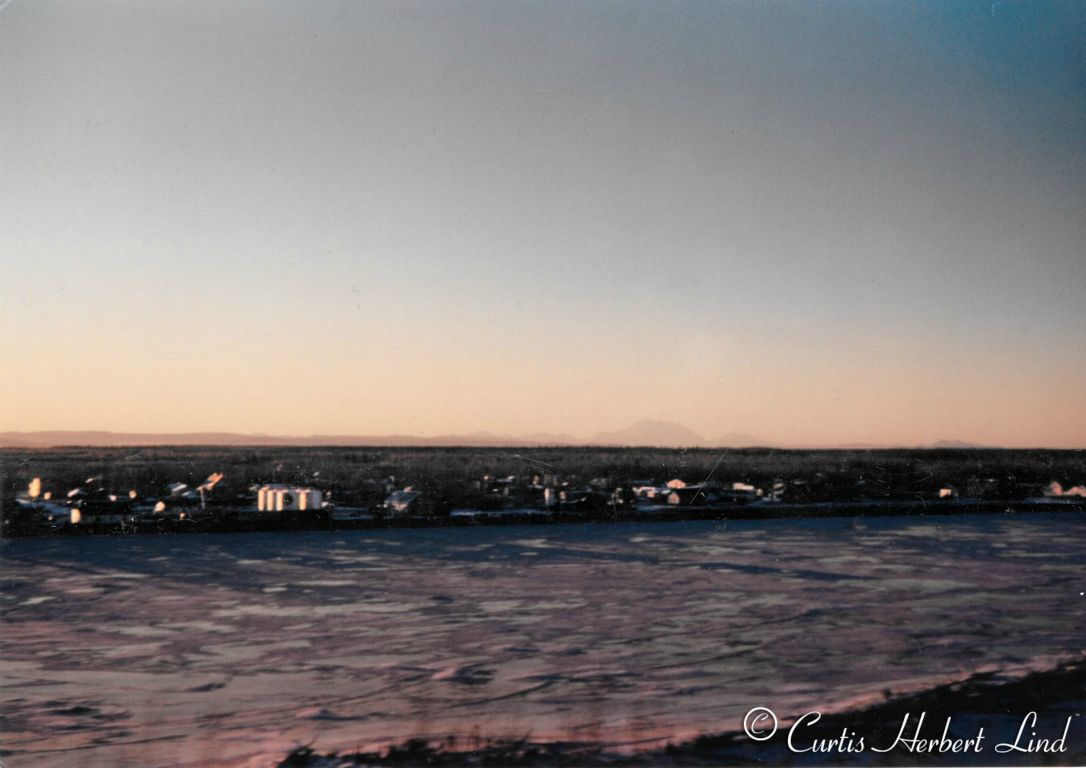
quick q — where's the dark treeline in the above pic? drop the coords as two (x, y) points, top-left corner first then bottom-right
(3, 446), (1084, 504)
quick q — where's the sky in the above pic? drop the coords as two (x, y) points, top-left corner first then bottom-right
(2, 0), (1084, 447)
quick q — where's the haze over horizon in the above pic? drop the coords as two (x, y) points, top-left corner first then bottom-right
(3, 1), (1084, 448)
(0, 422), (1071, 451)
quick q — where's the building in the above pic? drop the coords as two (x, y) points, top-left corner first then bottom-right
(385, 489), (430, 516)
(256, 484), (323, 512)
(632, 485), (664, 499)
(666, 486), (718, 506)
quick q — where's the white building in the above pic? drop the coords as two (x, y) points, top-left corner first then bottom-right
(257, 484), (323, 512)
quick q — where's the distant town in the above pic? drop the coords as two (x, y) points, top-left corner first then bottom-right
(3, 445), (1084, 537)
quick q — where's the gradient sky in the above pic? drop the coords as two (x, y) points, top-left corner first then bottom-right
(2, 1), (1084, 446)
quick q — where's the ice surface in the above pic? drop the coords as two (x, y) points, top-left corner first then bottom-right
(1, 514), (1084, 767)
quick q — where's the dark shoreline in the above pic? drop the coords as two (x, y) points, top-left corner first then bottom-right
(2, 497), (1083, 539)
(278, 658), (1086, 767)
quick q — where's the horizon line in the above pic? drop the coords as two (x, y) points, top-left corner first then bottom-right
(2, 429), (1084, 451)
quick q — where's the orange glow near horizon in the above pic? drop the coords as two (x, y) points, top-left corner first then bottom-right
(3, 314), (1084, 447)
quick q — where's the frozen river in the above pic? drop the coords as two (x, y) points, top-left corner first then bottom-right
(2, 513), (1084, 767)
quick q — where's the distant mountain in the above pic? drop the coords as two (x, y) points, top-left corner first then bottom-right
(1, 425), (714, 449)
(0, 430), (579, 449)
(0, 431), (291, 448)
(588, 420), (707, 447)
(0, 429), (1005, 450)
(588, 422), (771, 448)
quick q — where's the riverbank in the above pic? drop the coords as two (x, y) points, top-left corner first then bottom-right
(279, 657), (1086, 766)
(2, 497), (1083, 538)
